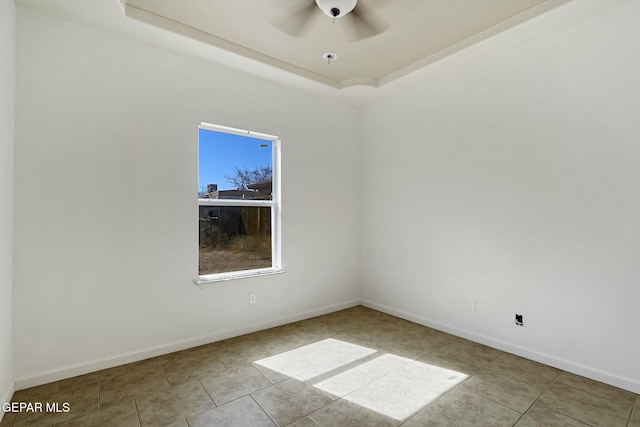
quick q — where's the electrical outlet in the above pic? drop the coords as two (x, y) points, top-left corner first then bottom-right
(466, 298), (476, 311)
(249, 293), (256, 304)
(515, 314), (523, 326)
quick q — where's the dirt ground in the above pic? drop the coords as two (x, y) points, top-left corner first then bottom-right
(199, 247), (271, 274)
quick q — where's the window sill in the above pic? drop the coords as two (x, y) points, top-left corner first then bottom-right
(195, 268), (285, 288)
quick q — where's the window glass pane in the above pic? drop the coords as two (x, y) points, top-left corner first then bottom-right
(198, 129), (273, 200)
(198, 127), (276, 276)
(199, 206), (272, 275)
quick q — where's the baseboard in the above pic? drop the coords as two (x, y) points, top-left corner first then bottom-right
(15, 299), (360, 390)
(1, 380), (16, 420)
(361, 299), (640, 394)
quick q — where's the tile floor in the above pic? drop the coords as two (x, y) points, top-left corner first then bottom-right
(1, 306), (639, 427)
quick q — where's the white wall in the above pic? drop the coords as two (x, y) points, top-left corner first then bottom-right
(13, 0), (640, 396)
(361, 0), (640, 393)
(0, 0), (16, 414)
(13, 7), (361, 386)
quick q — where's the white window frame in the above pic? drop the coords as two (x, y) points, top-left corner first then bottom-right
(195, 122), (283, 286)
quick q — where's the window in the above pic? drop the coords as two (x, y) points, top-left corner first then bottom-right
(197, 123), (281, 283)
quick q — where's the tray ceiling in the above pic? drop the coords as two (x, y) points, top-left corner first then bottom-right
(125, 0), (563, 89)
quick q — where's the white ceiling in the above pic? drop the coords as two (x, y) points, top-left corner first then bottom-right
(16, 0), (572, 107)
(125, 0), (562, 88)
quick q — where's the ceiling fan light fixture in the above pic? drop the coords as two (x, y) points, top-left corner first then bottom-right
(315, 0), (357, 18)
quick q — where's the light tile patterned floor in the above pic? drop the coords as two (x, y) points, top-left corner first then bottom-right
(1, 306), (639, 426)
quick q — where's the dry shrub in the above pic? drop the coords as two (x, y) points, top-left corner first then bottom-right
(200, 221), (230, 248)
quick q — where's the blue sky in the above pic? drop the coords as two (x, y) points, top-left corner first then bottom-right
(198, 128), (272, 193)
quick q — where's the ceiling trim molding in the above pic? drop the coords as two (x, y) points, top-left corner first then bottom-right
(125, 4), (345, 89)
(125, 0), (571, 90)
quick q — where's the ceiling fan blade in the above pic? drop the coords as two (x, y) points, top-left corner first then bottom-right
(274, 1), (318, 37)
(347, 2), (387, 41)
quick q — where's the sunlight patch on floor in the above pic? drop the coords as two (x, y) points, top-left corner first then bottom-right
(342, 360), (468, 420)
(254, 338), (468, 422)
(254, 338), (377, 381)
(312, 353), (412, 398)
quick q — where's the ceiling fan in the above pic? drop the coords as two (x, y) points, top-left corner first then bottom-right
(277, 0), (387, 41)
